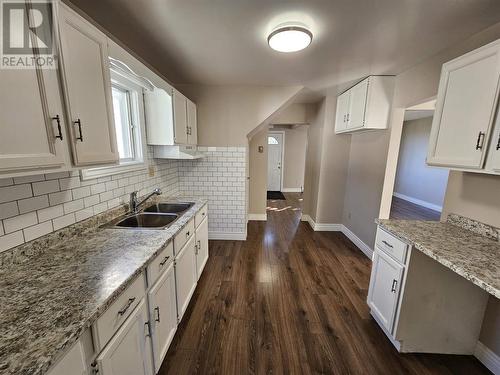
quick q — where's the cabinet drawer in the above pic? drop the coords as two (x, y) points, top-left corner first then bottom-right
(94, 273), (145, 349)
(147, 241), (174, 287)
(174, 218), (195, 255)
(375, 227), (408, 264)
(195, 204), (208, 228)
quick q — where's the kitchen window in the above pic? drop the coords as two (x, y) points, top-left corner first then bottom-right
(81, 68), (148, 180)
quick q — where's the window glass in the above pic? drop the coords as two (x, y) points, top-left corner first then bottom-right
(268, 136), (279, 145)
(112, 86), (134, 161)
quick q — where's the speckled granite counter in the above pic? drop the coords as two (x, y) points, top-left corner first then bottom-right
(376, 217), (500, 299)
(0, 197), (207, 375)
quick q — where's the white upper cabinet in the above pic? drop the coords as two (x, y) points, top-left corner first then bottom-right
(57, 3), (119, 166)
(187, 98), (198, 145)
(428, 39), (500, 170)
(335, 76), (394, 134)
(486, 105), (500, 172)
(144, 87), (175, 145)
(173, 90), (188, 145)
(335, 91), (350, 133)
(0, 4), (69, 176)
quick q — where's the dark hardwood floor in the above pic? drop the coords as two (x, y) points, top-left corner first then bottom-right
(160, 193), (489, 374)
(390, 196), (441, 221)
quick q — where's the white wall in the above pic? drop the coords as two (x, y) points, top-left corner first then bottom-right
(394, 117), (449, 210)
(282, 126), (308, 191)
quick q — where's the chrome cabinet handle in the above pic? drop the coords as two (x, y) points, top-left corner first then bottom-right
(159, 255), (170, 267)
(118, 297), (136, 316)
(476, 131), (485, 150)
(391, 279), (398, 293)
(144, 321), (151, 337)
(194, 244), (198, 255)
(52, 115), (63, 140)
(74, 119), (83, 141)
(382, 240), (393, 248)
(186, 231), (190, 237)
(154, 306), (160, 322)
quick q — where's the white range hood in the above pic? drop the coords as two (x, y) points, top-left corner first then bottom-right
(153, 145), (205, 160)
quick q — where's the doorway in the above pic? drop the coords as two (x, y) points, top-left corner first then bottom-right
(267, 131), (284, 192)
(389, 100), (449, 221)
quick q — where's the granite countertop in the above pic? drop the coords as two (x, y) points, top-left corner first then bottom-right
(0, 197), (207, 375)
(376, 218), (500, 299)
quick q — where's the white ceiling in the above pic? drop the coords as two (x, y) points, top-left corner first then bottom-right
(69, 0), (500, 90)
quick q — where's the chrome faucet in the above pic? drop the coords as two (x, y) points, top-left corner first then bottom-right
(129, 188), (162, 213)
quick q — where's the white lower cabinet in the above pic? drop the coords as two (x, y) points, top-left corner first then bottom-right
(174, 235), (198, 322)
(195, 216), (209, 279)
(367, 248), (404, 333)
(148, 262), (178, 373)
(47, 339), (87, 375)
(96, 299), (153, 375)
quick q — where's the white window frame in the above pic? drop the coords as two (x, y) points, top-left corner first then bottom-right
(81, 70), (148, 180)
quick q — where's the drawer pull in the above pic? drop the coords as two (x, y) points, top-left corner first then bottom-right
(496, 134), (500, 151)
(145, 321), (151, 337)
(154, 306), (161, 322)
(74, 119), (83, 141)
(476, 131), (485, 150)
(118, 297), (136, 316)
(159, 256), (170, 267)
(186, 231), (190, 237)
(382, 240), (393, 248)
(194, 243), (198, 255)
(202, 212), (205, 216)
(391, 279), (398, 293)
(52, 115), (63, 140)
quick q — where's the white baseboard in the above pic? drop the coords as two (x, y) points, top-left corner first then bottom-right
(341, 225), (374, 260)
(208, 231), (247, 241)
(282, 187), (302, 193)
(248, 213), (267, 221)
(393, 192), (442, 212)
(301, 215), (373, 260)
(475, 341), (500, 375)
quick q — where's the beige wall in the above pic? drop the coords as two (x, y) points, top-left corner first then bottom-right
(271, 103), (308, 125)
(282, 126), (308, 190)
(378, 21), (500, 356)
(179, 85), (302, 146)
(248, 129), (268, 216)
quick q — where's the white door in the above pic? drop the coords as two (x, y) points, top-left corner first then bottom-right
(58, 4), (119, 166)
(267, 132), (283, 191)
(0, 5), (67, 174)
(428, 42), (500, 169)
(195, 217), (209, 279)
(347, 78), (369, 130)
(148, 263), (177, 373)
(367, 249), (404, 334)
(187, 99), (197, 145)
(173, 90), (188, 144)
(96, 299), (153, 375)
(175, 235), (197, 321)
(335, 91), (350, 132)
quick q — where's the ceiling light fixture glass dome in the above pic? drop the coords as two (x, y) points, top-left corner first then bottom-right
(268, 25), (313, 53)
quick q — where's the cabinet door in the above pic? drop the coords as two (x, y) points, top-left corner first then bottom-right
(144, 88), (174, 145)
(335, 91), (350, 133)
(96, 299), (153, 375)
(148, 263), (177, 373)
(58, 4), (119, 166)
(486, 104), (500, 172)
(195, 217), (209, 279)
(347, 78), (369, 130)
(187, 99), (197, 145)
(367, 249), (404, 334)
(47, 339), (87, 375)
(173, 90), (188, 144)
(428, 42), (500, 169)
(0, 6), (66, 173)
(175, 235), (197, 321)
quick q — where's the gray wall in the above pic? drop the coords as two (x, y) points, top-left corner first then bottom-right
(394, 117), (449, 209)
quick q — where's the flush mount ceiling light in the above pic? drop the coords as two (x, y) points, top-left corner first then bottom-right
(268, 25), (312, 53)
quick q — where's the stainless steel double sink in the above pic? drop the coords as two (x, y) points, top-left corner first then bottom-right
(107, 202), (194, 229)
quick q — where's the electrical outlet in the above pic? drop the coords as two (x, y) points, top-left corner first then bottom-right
(148, 165), (155, 177)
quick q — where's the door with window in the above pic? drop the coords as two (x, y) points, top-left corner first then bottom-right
(267, 132), (283, 191)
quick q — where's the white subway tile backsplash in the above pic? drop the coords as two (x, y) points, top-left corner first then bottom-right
(37, 205), (64, 222)
(93, 202), (108, 215)
(45, 171), (70, 180)
(72, 186), (91, 200)
(90, 183), (106, 195)
(75, 207), (93, 222)
(52, 213), (75, 231)
(63, 199), (84, 214)
(33, 180), (60, 196)
(3, 212), (37, 233)
(24, 221), (53, 242)
(18, 195), (49, 214)
(0, 184), (32, 203)
(84, 194), (100, 208)
(0, 202), (19, 220)
(0, 231), (24, 252)
(0, 178), (14, 187)
(13, 174), (45, 184)
(59, 176), (81, 191)
(49, 190), (72, 206)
